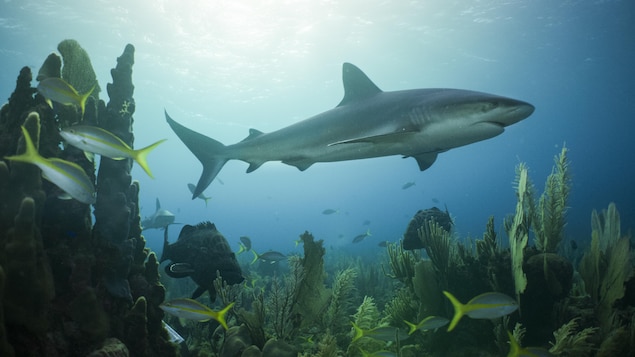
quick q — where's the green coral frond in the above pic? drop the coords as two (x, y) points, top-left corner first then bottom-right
(549, 317), (597, 356)
(417, 219), (454, 277)
(324, 268), (358, 333)
(383, 242), (418, 290)
(508, 162), (531, 302)
(353, 296), (380, 330)
(535, 145), (571, 253)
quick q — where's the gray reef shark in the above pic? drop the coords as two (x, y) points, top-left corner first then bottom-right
(166, 63), (534, 199)
(141, 198), (175, 230)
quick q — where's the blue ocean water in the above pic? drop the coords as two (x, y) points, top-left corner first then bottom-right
(0, 0), (633, 258)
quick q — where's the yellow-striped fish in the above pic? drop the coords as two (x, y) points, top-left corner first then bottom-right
(159, 298), (234, 330)
(5, 126), (95, 204)
(404, 315), (449, 334)
(37, 78), (95, 117)
(60, 125), (166, 178)
(443, 291), (518, 331)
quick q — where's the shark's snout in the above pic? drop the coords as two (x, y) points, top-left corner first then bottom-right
(499, 99), (535, 127)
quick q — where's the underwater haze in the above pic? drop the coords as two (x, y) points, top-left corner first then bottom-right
(2, 1), (635, 356)
(1, 1), (633, 261)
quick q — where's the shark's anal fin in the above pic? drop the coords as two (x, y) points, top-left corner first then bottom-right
(409, 153), (439, 171)
(282, 157), (315, 171)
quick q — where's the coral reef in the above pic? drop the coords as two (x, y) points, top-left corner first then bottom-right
(0, 40), (175, 357)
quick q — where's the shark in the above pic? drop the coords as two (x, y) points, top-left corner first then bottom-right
(166, 63), (534, 199)
(141, 198), (175, 230)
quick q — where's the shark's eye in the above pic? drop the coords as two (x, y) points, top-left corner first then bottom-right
(481, 101), (499, 112)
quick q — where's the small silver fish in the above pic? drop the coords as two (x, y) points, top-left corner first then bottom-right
(5, 126), (95, 204)
(188, 183), (211, 206)
(352, 229), (371, 243)
(60, 125), (166, 178)
(37, 77), (95, 116)
(251, 250), (286, 264)
(401, 181), (415, 190)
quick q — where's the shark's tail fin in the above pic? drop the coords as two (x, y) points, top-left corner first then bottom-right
(165, 110), (228, 199)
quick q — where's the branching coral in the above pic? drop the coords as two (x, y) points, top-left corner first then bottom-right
(323, 267), (358, 335)
(266, 255), (304, 341)
(347, 296), (384, 356)
(534, 146), (571, 253)
(235, 292), (267, 349)
(579, 203), (632, 335)
(549, 317), (597, 357)
(476, 216), (499, 262)
(384, 287), (419, 327)
(417, 219), (454, 278)
(506, 162), (532, 303)
(383, 242), (418, 290)
(411, 260), (444, 317)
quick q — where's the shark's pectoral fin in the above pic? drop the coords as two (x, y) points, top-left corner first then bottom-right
(407, 153), (439, 171)
(328, 130), (418, 146)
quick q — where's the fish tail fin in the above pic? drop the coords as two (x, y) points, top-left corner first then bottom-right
(351, 322), (364, 342)
(133, 139), (167, 178)
(214, 302), (235, 330)
(237, 243), (246, 255)
(250, 250), (259, 264)
(5, 126), (43, 165)
(79, 83), (96, 117)
(404, 320), (418, 335)
(507, 330), (521, 356)
(443, 291), (465, 332)
(165, 110), (229, 199)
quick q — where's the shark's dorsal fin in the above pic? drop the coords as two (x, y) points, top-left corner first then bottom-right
(337, 63), (382, 107)
(241, 129), (264, 142)
(155, 198), (161, 211)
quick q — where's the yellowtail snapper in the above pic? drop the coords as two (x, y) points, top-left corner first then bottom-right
(351, 321), (410, 342)
(507, 331), (554, 357)
(5, 126), (96, 204)
(443, 291), (518, 331)
(404, 315), (449, 334)
(37, 77), (95, 117)
(187, 183), (211, 206)
(251, 250), (286, 264)
(159, 298), (234, 330)
(352, 229), (371, 243)
(60, 125), (166, 178)
(237, 236), (252, 254)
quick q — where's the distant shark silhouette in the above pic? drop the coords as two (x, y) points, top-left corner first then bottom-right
(166, 63), (534, 199)
(141, 198), (175, 230)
